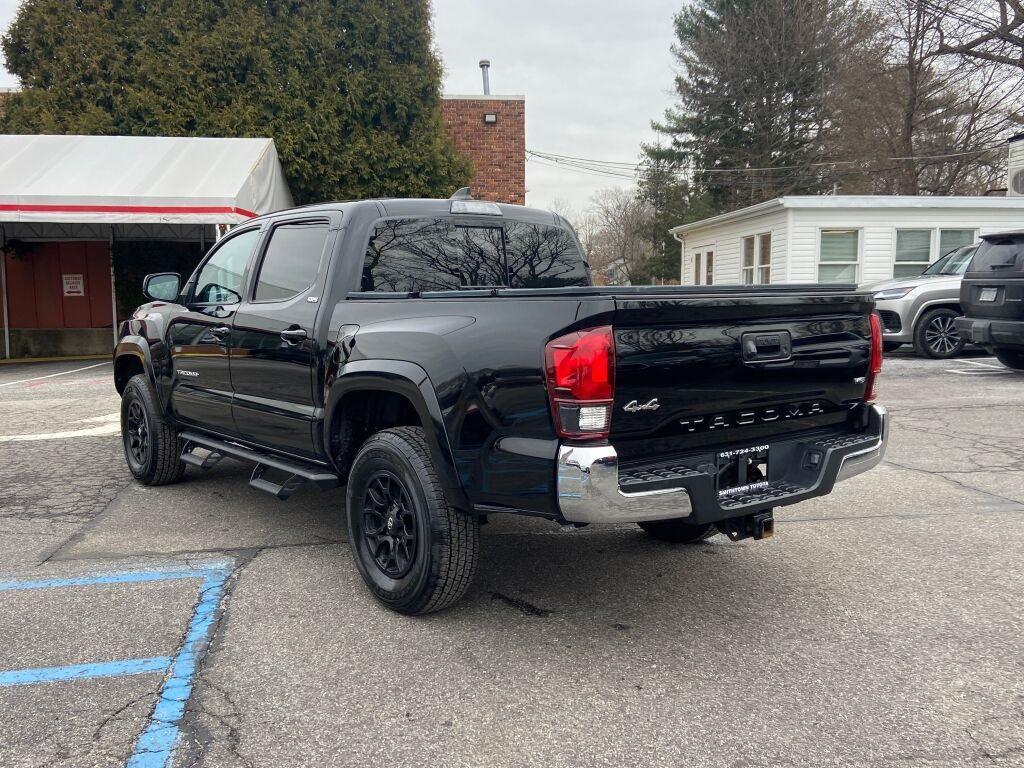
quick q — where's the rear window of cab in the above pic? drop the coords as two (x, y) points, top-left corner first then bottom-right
(360, 217), (589, 292)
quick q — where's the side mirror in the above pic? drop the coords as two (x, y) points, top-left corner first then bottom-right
(143, 273), (181, 302)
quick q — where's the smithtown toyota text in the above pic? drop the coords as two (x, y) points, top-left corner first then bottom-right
(113, 195), (887, 614)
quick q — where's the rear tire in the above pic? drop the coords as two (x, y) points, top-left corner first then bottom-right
(120, 374), (186, 485)
(994, 349), (1024, 370)
(914, 307), (964, 359)
(346, 427), (480, 615)
(638, 519), (716, 544)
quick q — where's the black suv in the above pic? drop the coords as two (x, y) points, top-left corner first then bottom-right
(957, 231), (1024, 370)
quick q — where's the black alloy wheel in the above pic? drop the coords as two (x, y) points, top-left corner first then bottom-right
(345, 427), (480, 614)
(362, 471), (418, 579)
(915, 308), (964, 359)
(124, 399), (151, 470)
(120, 374), (187, 485)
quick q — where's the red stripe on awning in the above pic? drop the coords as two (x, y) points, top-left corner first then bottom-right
(0, 204), (259, 218)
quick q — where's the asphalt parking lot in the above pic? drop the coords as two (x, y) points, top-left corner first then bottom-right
(0, 351), (1022, 768)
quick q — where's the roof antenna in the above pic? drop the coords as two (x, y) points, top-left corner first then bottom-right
(479, 59), (491, 95)
(450, 187), (473, 200)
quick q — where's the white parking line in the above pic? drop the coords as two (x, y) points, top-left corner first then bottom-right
(958, 358), (1005, 370)
(0, 361), (110, 388)
(945, 368), (1009, 376)
(0, 422), (121, 442)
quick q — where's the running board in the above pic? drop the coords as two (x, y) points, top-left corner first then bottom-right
(179, 431), (339, 500)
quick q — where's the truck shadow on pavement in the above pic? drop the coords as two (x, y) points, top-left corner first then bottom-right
(51, 457), (819, 630)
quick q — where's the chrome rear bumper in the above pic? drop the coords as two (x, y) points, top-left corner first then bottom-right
(556, 404), (888, 525)
(556, 444), (694, 524)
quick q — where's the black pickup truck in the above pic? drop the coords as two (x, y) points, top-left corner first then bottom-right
(114, 195), (887, 614)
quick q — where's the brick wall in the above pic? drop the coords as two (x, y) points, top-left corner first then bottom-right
(441, 95), (525, 205)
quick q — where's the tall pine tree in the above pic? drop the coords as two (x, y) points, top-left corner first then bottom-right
(0, 0), (470, 204)
(649, 0), (859, 211)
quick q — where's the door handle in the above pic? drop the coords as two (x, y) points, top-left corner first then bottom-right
(280, 327), (308, 345)
(209, 325), (231, 340)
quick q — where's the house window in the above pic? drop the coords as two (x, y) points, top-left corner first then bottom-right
(939, 228), (976, 258)
(693, 250), (714, 285)
(742, 237), (755, 284)
(818, 229), (859, 283)
(894, 229), (932, 278)
(742, 233), (773, 284)
(758, 233), (771, 283)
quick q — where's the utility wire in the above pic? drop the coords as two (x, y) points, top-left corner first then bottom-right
(527, 144), (1006, 176)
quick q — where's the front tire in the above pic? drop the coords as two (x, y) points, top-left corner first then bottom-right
(638, 519), (716, 543)
(995, 349), (1024, 370)
(346, 427), (480, 615)
(914, 307), (964, 359)
(120, 374), (186, 485)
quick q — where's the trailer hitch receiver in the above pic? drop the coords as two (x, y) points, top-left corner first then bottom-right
(717, 510), (775, 542)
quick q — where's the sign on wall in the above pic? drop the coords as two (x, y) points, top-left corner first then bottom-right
(62, 274), (85, 297)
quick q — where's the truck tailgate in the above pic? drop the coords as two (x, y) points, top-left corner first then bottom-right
(610, 291), (874, 459)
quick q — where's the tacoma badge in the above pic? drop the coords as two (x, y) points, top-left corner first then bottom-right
(623, 398), (660, 413)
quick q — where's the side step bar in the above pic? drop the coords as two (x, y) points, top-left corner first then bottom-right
(179, 430), (340, 500)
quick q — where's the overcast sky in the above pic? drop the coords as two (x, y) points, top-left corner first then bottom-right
(0, 0), (682, 210)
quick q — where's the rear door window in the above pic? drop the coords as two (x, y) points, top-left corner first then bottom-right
(253, 221), (330, 302)
(503, 222), (590, 288)
(361, 218), (505, 292)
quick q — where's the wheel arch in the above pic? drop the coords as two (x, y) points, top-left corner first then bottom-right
(324, 360), (471, 513)
(911, 300), (962, 333)
(113, 337), (155, 394)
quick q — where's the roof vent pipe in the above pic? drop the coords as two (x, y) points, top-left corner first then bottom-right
(479, 60), (491, 95)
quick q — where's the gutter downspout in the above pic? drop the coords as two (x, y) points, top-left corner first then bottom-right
(1, 225), (9, 359)
(671, 229), (686, 284)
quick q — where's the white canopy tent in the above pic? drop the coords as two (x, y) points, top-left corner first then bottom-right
(0, 135), (294, 357)
(0, 134), (293, 225)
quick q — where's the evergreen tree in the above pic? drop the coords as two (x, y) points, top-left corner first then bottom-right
(0, 0), (470, 204)
(650, 0), (858, 211)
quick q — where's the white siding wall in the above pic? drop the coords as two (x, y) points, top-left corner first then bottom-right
(679, 202), (1024, 285)
(680, 208), (788, 285)
(788, 207), (1022, 283)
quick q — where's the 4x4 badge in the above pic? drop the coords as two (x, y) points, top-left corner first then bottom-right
(623, 398), (660, 413)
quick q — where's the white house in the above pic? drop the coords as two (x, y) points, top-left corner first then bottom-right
(670, 195), (1024, 286)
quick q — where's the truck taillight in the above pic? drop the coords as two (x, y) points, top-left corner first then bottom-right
(544, 325), (615, 441)
(865, 312), (883, 402)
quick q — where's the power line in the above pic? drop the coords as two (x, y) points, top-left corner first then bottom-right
(527, 144), (1006, 177)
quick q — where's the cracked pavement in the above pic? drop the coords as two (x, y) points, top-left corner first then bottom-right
(0, 353), (1022, 767)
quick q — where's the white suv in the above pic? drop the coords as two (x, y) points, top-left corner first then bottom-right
(864, 244), (978, 359)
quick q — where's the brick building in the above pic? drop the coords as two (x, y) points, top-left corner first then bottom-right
(441, 94), (526, 205)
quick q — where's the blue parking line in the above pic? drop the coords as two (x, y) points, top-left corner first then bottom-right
(0, 657), (172, 687)
(0, 568), (218, 592)
(127, 566), (231, 768)
(0, 562), (234, 767)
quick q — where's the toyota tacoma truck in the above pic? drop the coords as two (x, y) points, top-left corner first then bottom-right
(114, 194), (887, 614)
